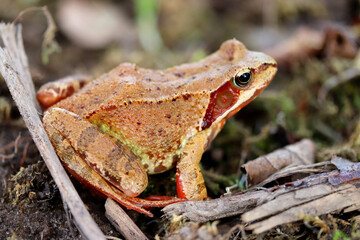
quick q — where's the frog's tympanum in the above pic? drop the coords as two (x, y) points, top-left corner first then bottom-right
(37, 39), (277, 216)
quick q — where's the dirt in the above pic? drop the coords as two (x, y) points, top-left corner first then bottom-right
(0, 127), (123, 239)
(1, 0), (360, 239)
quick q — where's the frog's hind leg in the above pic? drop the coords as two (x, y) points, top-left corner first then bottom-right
(43, 107), (155, 215)
(37, 75), (92, 109)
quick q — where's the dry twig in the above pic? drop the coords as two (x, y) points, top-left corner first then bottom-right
(163, 190), (269, 222)
(163, 151), (360, 235)
(105, 199), (148, 240)
(242, 179), (360, 234)
(0, 23), (105, 239)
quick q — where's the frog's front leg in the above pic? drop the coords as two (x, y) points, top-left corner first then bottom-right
(176, 122), (224, 200)
(37, 75), (92, 109)
(176, 133), (209, 200)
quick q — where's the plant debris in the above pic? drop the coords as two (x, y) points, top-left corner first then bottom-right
(241, 138), (315, 185)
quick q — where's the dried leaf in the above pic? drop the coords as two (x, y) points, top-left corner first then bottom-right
(242, 139), (315, 185)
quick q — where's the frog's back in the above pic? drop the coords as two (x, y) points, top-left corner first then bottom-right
(55, 39), (254, 115)
(54, 63), (213, 174)
(54, 39), (263, 173)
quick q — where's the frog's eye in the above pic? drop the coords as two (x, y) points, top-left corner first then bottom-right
(232, 69), (252, 88)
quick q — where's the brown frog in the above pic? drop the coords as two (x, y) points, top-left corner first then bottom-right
(37, 39), (277, 216)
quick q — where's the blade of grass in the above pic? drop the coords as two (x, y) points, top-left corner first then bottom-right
(134, 0), (163, 53)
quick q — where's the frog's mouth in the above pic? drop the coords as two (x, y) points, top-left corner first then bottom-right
(201, 63), (277, 130)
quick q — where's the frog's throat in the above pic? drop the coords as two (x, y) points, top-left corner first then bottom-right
(95, 122), (196, 174)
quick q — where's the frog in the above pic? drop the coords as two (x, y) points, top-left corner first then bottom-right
(37, 39), (277, 216)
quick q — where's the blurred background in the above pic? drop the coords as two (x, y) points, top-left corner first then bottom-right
(1, 0), (360, 239)
(0, 0), (358, 75)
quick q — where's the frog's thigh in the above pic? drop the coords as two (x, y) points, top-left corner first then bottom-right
(43, 107), (147, 197)
(176, 133), (208, 200)
(37, 75), (92, 109)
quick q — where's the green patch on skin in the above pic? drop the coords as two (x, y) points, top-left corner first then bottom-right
(94, 121), (198, 174)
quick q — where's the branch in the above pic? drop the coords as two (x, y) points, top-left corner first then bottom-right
(105, 199), (149, 240)
(0, 23), (105, 240)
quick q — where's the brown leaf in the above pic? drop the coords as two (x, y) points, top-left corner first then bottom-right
(242, 139), (315, 185)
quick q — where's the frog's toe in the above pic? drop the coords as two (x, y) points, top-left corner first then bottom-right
(37, 75), (92, 109)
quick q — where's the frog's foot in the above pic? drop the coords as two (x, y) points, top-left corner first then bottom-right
(114, 192), (186, 208)
(37, 75), (92, 109)
(66, 164), (155, 216)
(43, 107), (155, 216)
(139, 195), (186, 207)
(145, 195), (183, 202)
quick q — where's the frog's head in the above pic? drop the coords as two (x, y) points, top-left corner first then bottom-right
(201, 39), (277, 130)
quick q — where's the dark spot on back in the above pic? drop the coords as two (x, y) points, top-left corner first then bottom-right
(80, 81), (87, 88)
(175, 84), (183, 90)
(183, 94), (191, 100)
(174, 72), (185, 77)
(101, 104), (117, 111)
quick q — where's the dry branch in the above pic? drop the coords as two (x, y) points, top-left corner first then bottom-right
(163, 152), (360, 235)
(163, 190), (270, 222)
(256, 161), (333, 187)
(163, 139), (317, 222)
(0, 23), (105, 239)
(105, 199), (149, 240)
(243, 180), (360, 234)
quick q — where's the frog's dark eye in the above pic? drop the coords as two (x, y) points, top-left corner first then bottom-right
(232, 69), (252, 88)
